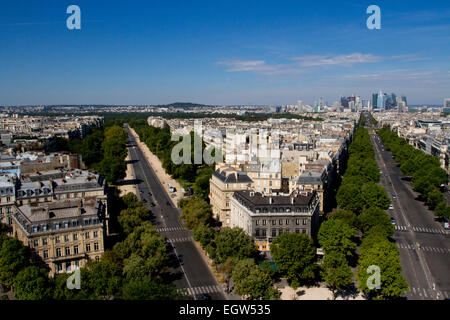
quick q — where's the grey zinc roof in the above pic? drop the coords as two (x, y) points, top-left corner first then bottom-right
(213, 168), (253, 183)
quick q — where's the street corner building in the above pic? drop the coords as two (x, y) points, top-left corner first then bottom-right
(230, 189), (320, 253)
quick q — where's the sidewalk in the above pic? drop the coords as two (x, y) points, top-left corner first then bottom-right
(129, 127), (184, 208)
(117, 152), (137, 196)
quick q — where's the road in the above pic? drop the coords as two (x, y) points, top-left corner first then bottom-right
(124, 124), (226, 300)
(366, 119), (450, 300)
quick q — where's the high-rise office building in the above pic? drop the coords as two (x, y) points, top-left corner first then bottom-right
(444, 98), (450, 108)
(377, 90), (384, 110)
(372, 93), (378, 110)
(401, 95), (407, 105)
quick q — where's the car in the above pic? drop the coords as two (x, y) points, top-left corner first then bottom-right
(389, 205), (394, 210)
(142, 198), (147, 203)
(150, 202), (155, 206)
(390, 217), (396, 225)
(392, 194), (396, 199)
(200, 294), (212, 300)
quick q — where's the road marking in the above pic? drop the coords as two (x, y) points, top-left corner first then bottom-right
(423, 288), (427, 298)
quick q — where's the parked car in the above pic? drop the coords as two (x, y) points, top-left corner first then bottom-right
(389, 205), (394, 210)
(391, 217), (396, 225)
(392, 194), (397, 199)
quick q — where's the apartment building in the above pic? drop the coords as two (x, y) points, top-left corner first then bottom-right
(209, 164), (253, 227)
(10, 198), (105, 275)
(230, 189), (320, 252)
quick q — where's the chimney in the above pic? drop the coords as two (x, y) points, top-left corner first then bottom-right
(269, 197), (273, 204)
(291, 197), (294, 204)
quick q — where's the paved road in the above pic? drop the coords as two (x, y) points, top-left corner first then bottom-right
(368, 126), (450, 300)
(124, 124), (226, 300)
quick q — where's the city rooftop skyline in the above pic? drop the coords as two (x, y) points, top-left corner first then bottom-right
(0, 0), (449, 106)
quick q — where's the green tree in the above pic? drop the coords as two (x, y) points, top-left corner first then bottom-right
(357, 238), (408, 300)
(336, 183), (364, 214)
(362, 182), (391, 210)
(270, 233), (317, 284)
(321, 251), (353, 299)
(435, 202), (450, 219)
(81, 260), (123, 300)
(121, 276), (184, 300)
(193, 224), (215, 247)
(0, 237), (30, 287)
(213, 228), (257, 264)
(180, 197), (213, 229)
(358, 207), (394, 237)
(426, 187), (443, 210)
(14, 266), (52, 300)
(317, 219), (357, 257)
(232, 259), (279, 300)
(328, 210), (358, 229)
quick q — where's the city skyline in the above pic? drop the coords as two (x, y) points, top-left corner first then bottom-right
(0, 0), (449, 106)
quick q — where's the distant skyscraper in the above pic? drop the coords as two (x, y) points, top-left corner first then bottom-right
(297, 100), (304, 113)
(377, 90), (384, 110)
(401, 95), (407, 106)
(372, 93), (378, 110)
(391, 93), (397, 108)
(444, 98), (450, 108)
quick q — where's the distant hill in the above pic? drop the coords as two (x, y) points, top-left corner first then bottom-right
(154, 102), (214, 109)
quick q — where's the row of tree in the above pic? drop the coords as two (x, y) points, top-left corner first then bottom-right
(0, 193), (182, 300)
(49, 122), (128, 185)
(378, 127), (450, 218)
(131, 119), (215, 201)
(179, 196), (280, 299)
(324, 125), (408, 299)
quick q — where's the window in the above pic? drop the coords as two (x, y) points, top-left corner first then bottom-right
(72, 220), (78, 227)
(85, 232), (90, 239)
(74, 261), (79, 268)
(43, 250), (48, 259)
(66, 262), (71, 272)
(303, 219), (308, 225)
(279, 219), (283, 225)
(63, 221), (69, 228)
(285, 219), (289, 225)
(42, 238), (47, 246)
(271, 229), (276, 237)
(64, 235), (69, 242)
(262, 220), (266, 226)
(295, 219), (300, 225)
(65, 247), (70, 256)
(271, 220), (276, 226)
(302, 229), (307, 234)
(74, 245), (79, 254)
(56, 263), (63, 272)
(295, 229), (300, 233)
(93, 231), (98, 238)
(261, 229), (266, 237)
(95, 256), (100, 261)
(255, 229), (260, 237)
(32, 226), (38, 233)
(94, 243), (99, 251)
(279, 229), (283, 235)
(73, 233), (78, 241)
(54, 223), (60, 230)
(33, 240), (39, 247)
(56, 248), (61, 257)
(255, 220), (259, 226)
(86, 244), (91, 252)
(42, 224), (48, 231)
(55, 236), (60, 244)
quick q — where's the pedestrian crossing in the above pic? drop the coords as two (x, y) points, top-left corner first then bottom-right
(394, 225), (449, 235)
(166, 237), (193, 244)
(407, 287), (450, 300)
(156, 226), (185, 232)
(178, 285), (222, 296)
(397, 243), (450, 254)
(411, 226), (448, 235)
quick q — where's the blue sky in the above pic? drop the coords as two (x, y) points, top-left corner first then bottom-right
(0, 0), (449, 106)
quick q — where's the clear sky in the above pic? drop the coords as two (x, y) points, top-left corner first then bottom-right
(0, 0), (449, 106)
